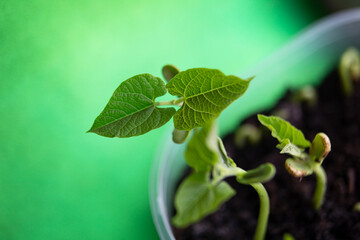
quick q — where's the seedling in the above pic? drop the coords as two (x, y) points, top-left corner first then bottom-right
(291, 86), (317, 107)
(234, 123), (262, 148)
(258, 114), (331, 210)
(353, 202), (360, 213)
(88, 66), (275, 240)
(173, 122), (275, 240)
(339, 47), (360, 96)
(283, 233), (296, 240)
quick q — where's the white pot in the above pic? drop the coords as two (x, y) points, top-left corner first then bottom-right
(149, 8), (360, 240)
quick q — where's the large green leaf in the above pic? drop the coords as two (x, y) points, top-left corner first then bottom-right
(185, 122), (219, 171)
(88, 74), (176, 137)
(257, 114), (311, 148)
(172, 171), (235, 228)
(166, 68), (253, 130)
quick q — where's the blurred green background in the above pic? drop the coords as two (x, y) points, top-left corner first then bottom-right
(0, 1), (326, 239)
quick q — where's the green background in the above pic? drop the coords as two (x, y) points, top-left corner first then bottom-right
(1, 1), (325, 239)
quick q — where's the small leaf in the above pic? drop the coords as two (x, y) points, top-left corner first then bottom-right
(167, 68), (253, 130)
(309, 132), (331, 163)
(185, 122), (219, 171)
(162, 64), (180, 82)
(88, 74), (176, 137)
(257, 114), (311, 148)
(237, 163), (276, 184)
(278, 139), (304, 159)
(172, 129), (191, 144)
(172, 171), (235, 228)
(285, 158), (313, 178)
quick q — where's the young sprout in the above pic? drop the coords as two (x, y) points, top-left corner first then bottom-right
(339, 47), (360, 96)
(88, 66), (269, 237)
(283, 233), (296, 240)
(292, 86), (318, 107)
(353, 202), (360, 212)
(161, 65), (191, 144)
(173, 122), (275, 240)
(258, 114), (331, 210)
(234, 123), (262, 148)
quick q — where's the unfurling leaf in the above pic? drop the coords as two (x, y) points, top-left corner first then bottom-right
(88, 74), (176, 137)
(309, 133), (331, 163)
(167, 68), (253, 130)
(172, 129), (191, 144)
(236, 163), (276, 184)
(172, 171), (235, 228)
(162, 64), (180, 82)
(217, 138), (237, 168)
(285, 158), (313, 178)
(185, 122), (219, 171)
(278, 139), (304, 159)
(257, 114), (311, 148)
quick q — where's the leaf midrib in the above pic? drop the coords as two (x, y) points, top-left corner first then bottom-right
(92, 100), (155, 131)
(183, 79), (246, 100)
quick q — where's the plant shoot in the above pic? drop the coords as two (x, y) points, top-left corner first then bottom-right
(258, 114), (331, 210)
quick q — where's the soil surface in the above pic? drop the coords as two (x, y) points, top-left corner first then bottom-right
(173, 69), (360, 240)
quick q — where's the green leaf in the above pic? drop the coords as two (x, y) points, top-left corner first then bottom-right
(285, 158), (313, 178)
(88, 74), (176, 137)
(172, 171), (235, 228)
(257, 114), (311, 148)
(166, 68), (253, 130)
(236, 163), (276, 184)
(309, 132), (331, 163)
(278, 139), (304, 159)
(185, 122), (219, 171)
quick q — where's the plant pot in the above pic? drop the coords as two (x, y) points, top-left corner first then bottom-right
(149, 8), (360, 240)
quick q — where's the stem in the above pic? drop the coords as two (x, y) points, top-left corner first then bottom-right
(312, 165), (327, 210)
(155, 98), (184, 106)
(211, 164), (270, 240)
(250, 183), (270, 240)
(211, 164), (244, 186)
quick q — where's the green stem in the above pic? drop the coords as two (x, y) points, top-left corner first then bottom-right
(155, 98), (184, 106)
(312, 165), (327, 210)
(211, 164), (244, 186)
(211, 164), (270, 240)
(250, 183), (270, 240)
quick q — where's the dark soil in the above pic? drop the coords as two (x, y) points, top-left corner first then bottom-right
(173, 69), (360, 240)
